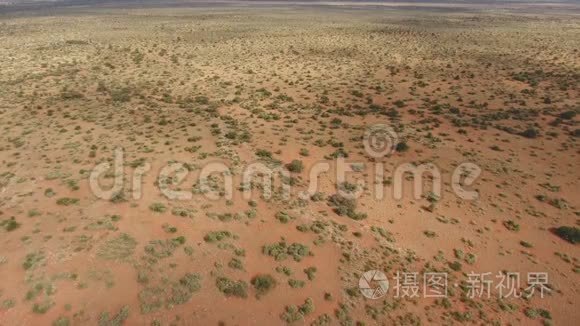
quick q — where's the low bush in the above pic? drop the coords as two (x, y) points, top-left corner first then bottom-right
(263, 241), (310, 261)
(251, 274), (276, 298)
(149, 203), (167, 213)
(554, 226), (580, 244)
(327, 194), (367, 220)
(216, 277), (248, 298)
(1, 217), (20, 232)
(204, 231), (233, 243)
(286, 160), (304, 173)
(56, 198), (79, 206)
(520, 128), (540, 139)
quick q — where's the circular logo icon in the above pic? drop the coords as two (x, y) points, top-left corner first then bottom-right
(359, 270), (389, 299)
(363, 124), (398, 158)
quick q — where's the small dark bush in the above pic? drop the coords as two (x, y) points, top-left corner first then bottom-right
(56, 198), (79, 206)
(559, 110), (576, 120)
(216, 277), (248, 298)
(327, 194), (367, 220)
(204, 231), (232, 243)
(262, 241), (310, 261)
(286, 160), (304, 173)
(251, 274), (277, 298)
(449, 261), (462, 271)
(1, 217), (20, 232)
(503, 220), (520, 232)
(255, 149), (272, 159)
(288, 279), (305, 288)
(520, 128), (540, 139)
(395, 142), (409, 152)
(194, 96), (209, 105)
(554, 226), (580, 244)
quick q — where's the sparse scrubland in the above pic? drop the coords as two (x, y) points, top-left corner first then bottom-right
(0, 1), (578, 325)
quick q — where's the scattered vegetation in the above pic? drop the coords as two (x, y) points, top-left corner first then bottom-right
(215, 277), (248, 298)
(327, 194), (367, 220)
(263, 241), (311, 261)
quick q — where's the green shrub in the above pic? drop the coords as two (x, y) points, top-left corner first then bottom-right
(1, 217), (20, 232)
(281, 305), (303, 323)
(263, 241), (310, 261)
(144, 237), (185, 259)
(216, 277), (248, 298)
(424, 230), (437, 238)
(149, 203), (167, 213)
(503, 220), (520, 232)
(60, 89), (84, 100)
(97, 233), (137, 260)
(110, 87), (132, 102)
(559, 110), (576, 120)
(338, 182), (357, 194)
(22, 251), (45, 270)
(299, 298), (314, 315)
(195, 96), (209, 104)
(52, 317), (70, 326)
(524, 308), (539, 319)
(228, 257), (244, 270)
(44, 188), (56, 197)
(449, 261), (462, 271)
(276, 266), (292, 276)
(56, 197), (79, 206)
(395, 142), (409, 152)
(328, 194), (355, 216)
(204, 231), (232, 243)
(138, 273), (201, 313)
(554, 226), (580, 244)
(288, 279), (305, 288)
(275, 211), (294, 224)
(327, 194), (367, 220)
(304, 267), (317, 280)
(280, 298), (314, 323)
(32, 300), (54, 314)
(109, 191), (126, 204)
(520, 241), (533, 248)
(520, 128), (540, 139)
(310, 192), (324, 202)
(98, 305), (129, 326)
(255, 149), (272, 159)
(251, 274), (277, 298)
(286, 160), (304, 173)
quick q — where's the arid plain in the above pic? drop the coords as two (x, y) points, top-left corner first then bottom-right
(0, 1), (578, 325)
